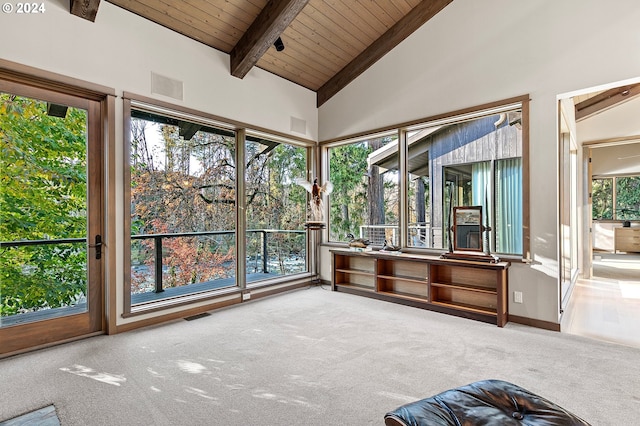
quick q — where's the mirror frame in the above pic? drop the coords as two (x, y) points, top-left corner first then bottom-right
(453, 206), (483, 252)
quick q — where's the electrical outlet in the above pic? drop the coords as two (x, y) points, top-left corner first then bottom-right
(514, 291), (523, 304)
(242, 292), (251, 301)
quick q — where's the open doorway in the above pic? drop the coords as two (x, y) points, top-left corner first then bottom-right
(559, 80), (640, 348)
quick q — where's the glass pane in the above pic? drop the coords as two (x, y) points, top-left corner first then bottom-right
(406, 110), (522, 254)
(245, 139), (307, 283)
(328, 134), (399, 245)
(615, 176), (640, 220)
(408, 175), (430, 247)
(1, 93), (88, 326)
(129, 111), (236, 304)
(496, 158), (523, 255)
(592, 178), (613, 220)
(443, 164), (474, 250)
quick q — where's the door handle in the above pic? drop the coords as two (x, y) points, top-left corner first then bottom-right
(90, 235), (102, 260)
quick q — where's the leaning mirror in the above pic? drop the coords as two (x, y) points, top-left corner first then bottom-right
(453, 206), (482, 252)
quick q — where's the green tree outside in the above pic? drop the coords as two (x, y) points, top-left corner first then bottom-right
(592, 176), (640, 220)
(616, 176), (640, 219)
(1, 94), (88, 316)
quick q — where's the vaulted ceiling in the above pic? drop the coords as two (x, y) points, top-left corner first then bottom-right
(70, 0), (453, 106)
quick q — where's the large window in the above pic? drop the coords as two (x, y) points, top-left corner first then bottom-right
(407, 110), (523, 255)
(328, 133), (399, 245)
(128, 109), (237, 305)
(325, 98), (528, 257)
(125, 101), (311, 311)
(592, 176), (640, 220)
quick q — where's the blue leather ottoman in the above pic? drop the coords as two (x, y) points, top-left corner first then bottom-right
(384, 379), (590, 425)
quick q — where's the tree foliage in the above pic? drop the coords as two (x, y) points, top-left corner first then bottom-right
(328, 136), (397, 243)
(328, 142), (371, 240)
(130, 121), (238, 291)
(4, 94), (414, 314)
(615, 176), (640, 220)
(129, 118), (308, 292)
(1, 94), (88, 315)
(244, 141), (307, 275)
(592, 178), (613, 220)
(592, 176), (640, 220)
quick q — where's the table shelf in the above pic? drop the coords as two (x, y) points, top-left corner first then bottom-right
(331, 249), (509, 327)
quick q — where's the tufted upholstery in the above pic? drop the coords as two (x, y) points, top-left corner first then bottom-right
(384, 379), (590, 426)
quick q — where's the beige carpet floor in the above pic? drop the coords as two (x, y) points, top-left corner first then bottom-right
(1, 286), (639, 425)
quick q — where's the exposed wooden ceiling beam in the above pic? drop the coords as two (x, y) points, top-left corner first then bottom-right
(576, 83), (640, 121)
(70, 0), (101, 22)
(230, 0), (310, 79)
(316, 0), (453, 107)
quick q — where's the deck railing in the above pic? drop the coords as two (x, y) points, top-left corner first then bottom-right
(0, 238), (86, 248)
(131, 229), (306, 294)
(1, 228), (306, 296)
(0, 229), (306, 322)
(358, 223), (433, 247)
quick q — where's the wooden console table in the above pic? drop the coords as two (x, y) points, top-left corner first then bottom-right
(331, 249), (510, 327)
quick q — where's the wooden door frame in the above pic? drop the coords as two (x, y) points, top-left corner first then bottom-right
(0, 60), (116, 357)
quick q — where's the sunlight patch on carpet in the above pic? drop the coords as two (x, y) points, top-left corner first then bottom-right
(59, 364), (126, 386)
(184, 386), (218, 401)
(176, 360), (209, 374)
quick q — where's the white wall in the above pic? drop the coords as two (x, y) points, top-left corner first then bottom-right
(590, 142), (640, 177)
(319, 0), (640, 324)
(0, 1), (318, 325)
(578, 97), (640, 145)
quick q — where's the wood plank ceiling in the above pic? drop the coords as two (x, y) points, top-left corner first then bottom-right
(70, 0), (453, 106)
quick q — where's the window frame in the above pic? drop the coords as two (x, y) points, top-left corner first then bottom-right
(122, 93), (316, 317)
(243, 133), (310, 285)
(592, 175), (640, 221)
(320, 95), (530, 260)
(0, 64), (115, 352)
(325, 130), (400, 245)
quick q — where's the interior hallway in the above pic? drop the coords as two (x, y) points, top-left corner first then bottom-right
(562, 253), (640, 349)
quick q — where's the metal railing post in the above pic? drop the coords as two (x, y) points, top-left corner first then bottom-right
(154, 236), (164, 293)
(262, 231), (268, 274)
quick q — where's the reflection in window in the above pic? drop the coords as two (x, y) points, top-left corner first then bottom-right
(496, 158), (522, 254)
(408, 175), (430, 248)
(244, 138), (308, 282)
(129, 110), (236, 303)
(328, 133), (399, 245)
(407, 110), (523, 255)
